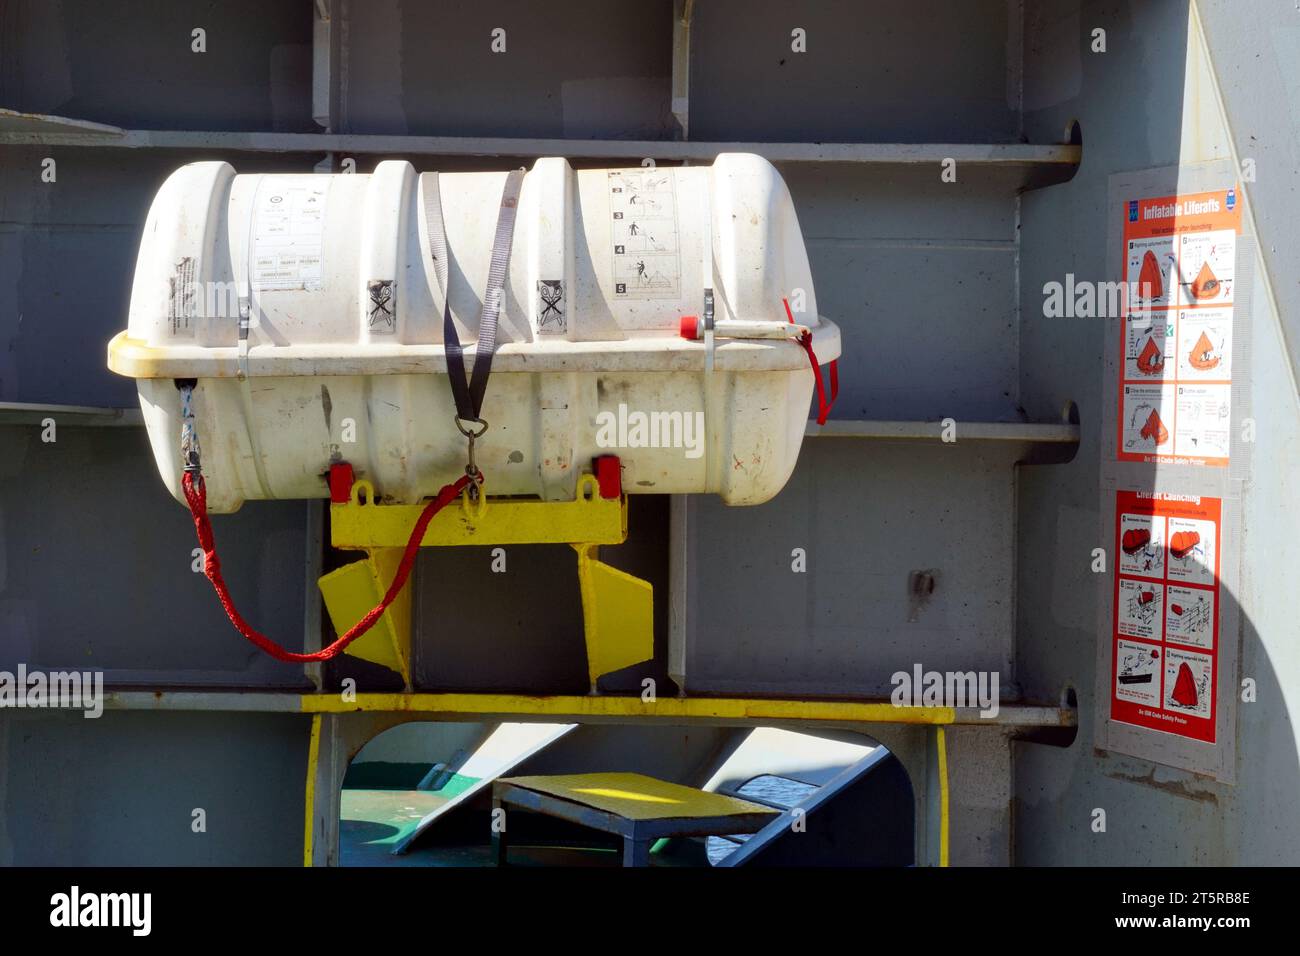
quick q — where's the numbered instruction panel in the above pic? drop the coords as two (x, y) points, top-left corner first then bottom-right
(1119, 188), (1241, 467)
(608, 168), (682, 300)
(1110, 490), (1222, 744)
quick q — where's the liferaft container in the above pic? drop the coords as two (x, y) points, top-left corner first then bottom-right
(107, 154), (841, 512)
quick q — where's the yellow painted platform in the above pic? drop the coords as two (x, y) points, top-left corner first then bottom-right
(500, 772), (778, 821)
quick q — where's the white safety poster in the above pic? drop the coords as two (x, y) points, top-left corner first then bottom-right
(1118, 188), (1240, 467)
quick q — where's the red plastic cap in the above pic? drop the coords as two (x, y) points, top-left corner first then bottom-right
(593, 455), (622, 499)
(679, 315), (700, 340)
(328, 462), (355, 503)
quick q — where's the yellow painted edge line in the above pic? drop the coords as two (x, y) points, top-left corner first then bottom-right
(937, 725), (950, 868)
(303, 713), (322, 868)
(298, 692), (957, 724)
(108, 331), (239, 379)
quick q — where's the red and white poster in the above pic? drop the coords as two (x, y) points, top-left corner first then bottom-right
(1118, 188), (1241, 466)
(1111, 490), (1221, 742)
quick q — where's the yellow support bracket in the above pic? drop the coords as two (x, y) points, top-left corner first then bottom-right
(574, 543), (655, 692)
(330, 475), (626, 549)
(318, 474), (653, 689)
(318, 546), (413, 680)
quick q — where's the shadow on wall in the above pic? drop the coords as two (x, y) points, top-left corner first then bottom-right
(1014, 0), (1300, 864)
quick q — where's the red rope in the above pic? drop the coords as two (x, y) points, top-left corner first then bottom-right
(783, 298), (840, 425)
(181, 471), (471, 663)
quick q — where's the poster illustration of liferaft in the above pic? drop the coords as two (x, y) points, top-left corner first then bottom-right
(1110, 490), (1222, 743)
(1119, 189), (1240, 467)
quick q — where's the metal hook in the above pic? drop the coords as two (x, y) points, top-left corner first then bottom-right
(455, 416), (488, 500)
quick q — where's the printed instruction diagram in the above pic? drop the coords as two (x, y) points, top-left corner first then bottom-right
(608, 168), (682, 299)
(1110, 491), (1222, 743)
(1164, 585), (1214, 650)
(1116, 639), (1162, 707)
(1118, 188), (1240, 467)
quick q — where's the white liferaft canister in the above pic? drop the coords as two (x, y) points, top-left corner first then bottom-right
(107, 154), (841, 512)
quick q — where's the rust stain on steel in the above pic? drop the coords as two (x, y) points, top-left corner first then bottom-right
(1104, 763), (1219, 805)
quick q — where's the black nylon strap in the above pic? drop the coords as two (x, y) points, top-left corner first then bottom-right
(426, 168), (525, 423)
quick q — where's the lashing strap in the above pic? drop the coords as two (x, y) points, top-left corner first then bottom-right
(424, 168), (526, 423)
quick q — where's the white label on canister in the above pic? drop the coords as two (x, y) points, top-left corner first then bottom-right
(608, 168), (681, 299)
(251, 178), (328, 291)
(537, 279), (566, 333)
(169, 255), (197, 337)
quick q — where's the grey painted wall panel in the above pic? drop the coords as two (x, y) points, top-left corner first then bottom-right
(690, 0), (1021, 143)
(0, 711), (309, 865)
(339, 0), (673, 139)
(687, 439), (1017, 697)
(412, 496), (670, 695)
(782, 164), (1022, 241)
(414, 543), (590, 694)
(0, 426), (310, 686)
(783, 165), (1023, 421)
(1, 225), (138, 407)
(0, 0), (314, 131)
(810, 242), (1018, 420)
(947, 728), (1012, 866)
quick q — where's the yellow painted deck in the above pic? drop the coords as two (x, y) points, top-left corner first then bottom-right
(500, 772), (777, 821)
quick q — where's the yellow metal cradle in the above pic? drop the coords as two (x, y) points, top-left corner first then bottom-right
(317, 473), (654, 689)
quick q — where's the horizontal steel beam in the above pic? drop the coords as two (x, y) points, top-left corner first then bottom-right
(96, 690), (1076, 729)
(0, 123), (1081, 170)
(806, 419), (1081, 443)
(0, 401), (143, 427)
(0, 403), (1080, 448)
